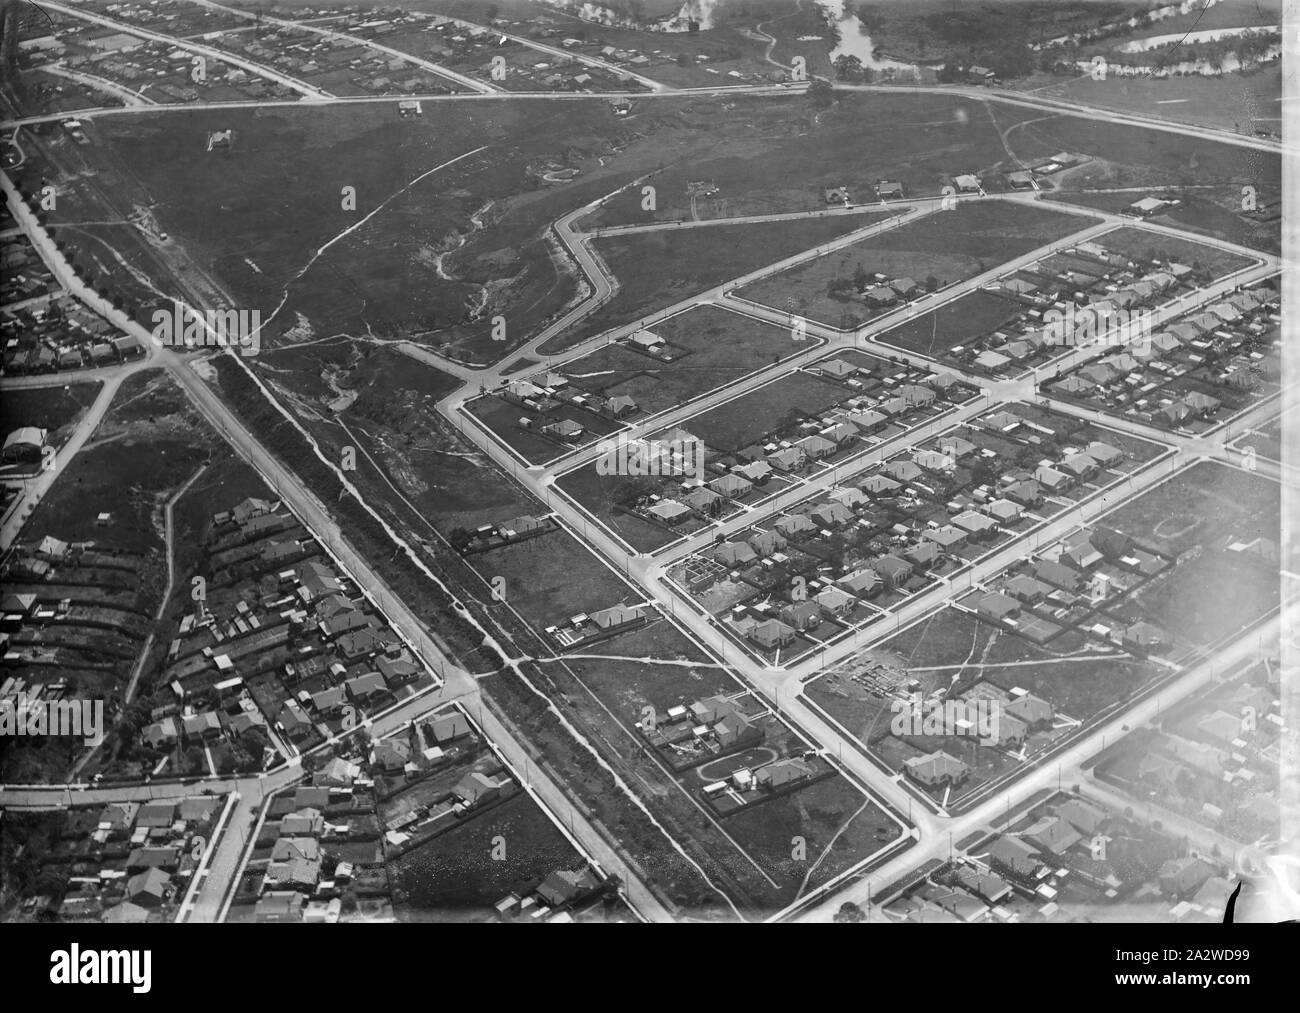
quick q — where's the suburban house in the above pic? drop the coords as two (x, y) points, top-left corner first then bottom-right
(780, 600), (823, 632)
(977, 592), (1021, 624)
(748, 619), (796, 650)
(904, 750), (970, 788)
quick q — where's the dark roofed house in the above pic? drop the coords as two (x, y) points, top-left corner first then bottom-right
(876, 556), (913, 586)
(1022, 815), (1082, 855)
(1005, 480), (1043, 508)
(278, 699), (314, 741)
(714, 541), (758, 567)
(376, 652), (420, 684)
(977, 592), (1020, 624)
(714, 711), (759, 749)
(127, 846), (180, 871)
(839, 568), (882, 597)
(1123, 621), (1167, 653)
(126, 867), (172, 908)
(1158, 857), (1216, 898)
(774, 513), (816, 538)
(982, 835), (1042, 882)
(135, 801), (177, 829)
(370, 737), (412, 773)
(864, 285), (899, 308)
(345, 671), (389, 704)
(536, 867), (601, 909)
(710, 473), (753, 499)
(1034, 558), (1083, 590)
(780, 600), (823, 632)
(428, 710), (472, 744)
(1056, 797), (1107, 836)
(747, 529), (788, 557)
(1004, 574), (1049, 604)
(455, 771), (503, 806)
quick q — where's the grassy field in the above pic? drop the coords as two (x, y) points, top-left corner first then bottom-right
(389, 792), (583, 921)
(1104, 461), (1278, 551)
(23, 370), (210, 557)
(467, 527), (640, 633)
(558, 303), (814, 416)
(876, 288), (1025, 358)
(1086, 225), (1258, 276)
(76, 99), (651, 363)
(1100, 462), (1280, 648)
(0, 381), (101, 439)
(996, 111), (1279, 194)
(585, 91), (1057, 227)
(539, 211), (897, 355)
(809, 606), (1158, 725)
(675, 369), (852, 453)
(252, 341), (544, 536)
(721, 774), (902, 899)
(1233, 411), (1286, 463)
(736, 201), (1100, 329)
(1012, 63), (1282, 135)
(1047, 187), (1280, 254)
(555, 459), (698, 554)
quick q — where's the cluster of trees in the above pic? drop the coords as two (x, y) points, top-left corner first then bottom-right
(807, 78), (835, 109)
(1102, 30), (1281, 72)
(832, 54), (876, 83)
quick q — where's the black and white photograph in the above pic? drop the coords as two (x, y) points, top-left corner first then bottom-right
(0, 0), (1295, 982)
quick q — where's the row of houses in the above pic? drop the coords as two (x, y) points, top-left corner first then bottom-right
(45, 796), (224, 923)
(1050, 285), (1279, 428)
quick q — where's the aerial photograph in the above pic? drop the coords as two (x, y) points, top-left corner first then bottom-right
(0, 0), (1295, 967)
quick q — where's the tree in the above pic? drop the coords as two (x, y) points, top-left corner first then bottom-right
(807, 78), (834, 109)
(834, 901), (865, 923)
(833, 54), (864, 81)
(676, 53), (690, 68)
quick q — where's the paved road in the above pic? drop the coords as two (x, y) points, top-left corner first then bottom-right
(2, 71), (1286, 159)
(836, 82), (1286, 155)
